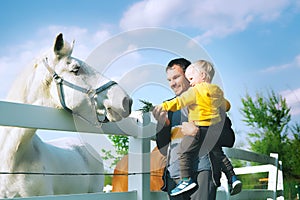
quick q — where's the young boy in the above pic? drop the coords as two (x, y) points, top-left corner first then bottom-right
(155, 60), (242, 196)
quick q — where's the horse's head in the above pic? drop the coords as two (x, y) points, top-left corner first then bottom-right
(27, 33), (132, 123)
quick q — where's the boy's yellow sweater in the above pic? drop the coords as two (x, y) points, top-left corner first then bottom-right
(161, 82), (230, 126)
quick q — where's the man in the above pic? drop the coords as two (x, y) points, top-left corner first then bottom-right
(152, 58), (222, 200)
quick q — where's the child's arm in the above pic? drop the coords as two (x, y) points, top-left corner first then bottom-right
(159, 87), (196, 112)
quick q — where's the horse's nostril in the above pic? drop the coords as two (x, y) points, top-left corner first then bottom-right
(123, 97), (133, 115)
(129, 99), (133, 113)
(129, 98), (133, 108)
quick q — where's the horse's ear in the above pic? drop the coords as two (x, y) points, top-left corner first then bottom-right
(54, 33), (64, 53)
(53, 33), (73, 58)
(71, 40), (75, 52)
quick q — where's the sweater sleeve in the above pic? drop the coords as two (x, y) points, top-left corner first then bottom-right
(161, 87), (196, 111)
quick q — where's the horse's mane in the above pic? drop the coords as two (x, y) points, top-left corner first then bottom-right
(7, 61), (37, 102)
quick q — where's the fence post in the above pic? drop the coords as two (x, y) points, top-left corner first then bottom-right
(268, 153), (279, 200)
(277, 160), (284, 200)
(128, 113), (151, 200)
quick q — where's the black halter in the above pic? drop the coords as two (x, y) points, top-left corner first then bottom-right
(42, 58), (117, 123)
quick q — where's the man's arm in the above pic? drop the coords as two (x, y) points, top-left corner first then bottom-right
(152, 106), (172, 156)
(155, 124), (171, 156)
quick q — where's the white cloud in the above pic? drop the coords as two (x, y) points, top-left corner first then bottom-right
(0, 42), (41, 100)
(34, 25), (115, 59)
(93, 30), (111, 44)
(261, 53), (300, 73)
(120, 0), (292, 43)
(281, 88), (300, 116)
(295, 54), (300, 67)
(291, 107), (300, 116)
(281, 88), (300, 105)
(0, 26), (116, 100)
(261, 63), (292, 73)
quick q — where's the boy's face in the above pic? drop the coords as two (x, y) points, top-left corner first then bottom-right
(185, 67), (203, 86)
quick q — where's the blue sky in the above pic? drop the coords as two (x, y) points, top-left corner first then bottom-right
(1, 0), (300, 149)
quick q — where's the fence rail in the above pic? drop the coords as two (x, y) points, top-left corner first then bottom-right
(220, 149), (284, 200)
(0, 101), (283, 200)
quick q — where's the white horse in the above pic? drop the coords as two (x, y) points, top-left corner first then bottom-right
(0, 33), (133, 198)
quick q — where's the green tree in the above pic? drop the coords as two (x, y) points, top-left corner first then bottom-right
(241, 90), (291, 156)
(284, 123), (300, 178)
(101, 135), (129, 168)
(241, 90), (300, 198)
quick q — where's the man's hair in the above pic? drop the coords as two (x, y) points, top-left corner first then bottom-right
(189, 60), (215, 82)
(166, 58), (191, 72)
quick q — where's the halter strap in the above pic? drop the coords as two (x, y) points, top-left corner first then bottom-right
(42, 57), (117, 122)
(96, 81), (117, 94)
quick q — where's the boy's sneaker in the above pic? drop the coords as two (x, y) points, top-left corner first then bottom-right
(229, 175), (242, 195)
(170, 178), (197, 196)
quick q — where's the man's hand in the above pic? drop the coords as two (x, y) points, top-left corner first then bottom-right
(181, 122), (198, 136)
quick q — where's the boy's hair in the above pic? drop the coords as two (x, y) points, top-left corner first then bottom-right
(190, 60), (215, 82)
(166, 58), (191, 72)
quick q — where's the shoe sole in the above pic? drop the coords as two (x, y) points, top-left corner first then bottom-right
(230, 180), (242, 196)
(170, 182), (197, 196)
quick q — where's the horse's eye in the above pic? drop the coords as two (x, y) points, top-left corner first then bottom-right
(70, 65), (80, 75)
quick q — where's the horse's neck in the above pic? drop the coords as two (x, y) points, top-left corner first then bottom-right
(1, 59), (53, 170)
(7, 59), (55, 107)
(0, 127), (37, 170)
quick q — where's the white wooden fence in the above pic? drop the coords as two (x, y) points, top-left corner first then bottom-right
(0, 101), (284, 200)
(217, 149), (284, 200)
